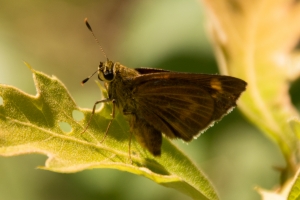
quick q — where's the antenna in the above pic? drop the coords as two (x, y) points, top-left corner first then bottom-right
(84, 18), (109, 61)
(81, 18), (109, 85)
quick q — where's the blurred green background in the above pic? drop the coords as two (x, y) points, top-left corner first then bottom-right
(0, 0), (291, 200)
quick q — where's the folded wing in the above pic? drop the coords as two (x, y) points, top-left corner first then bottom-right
(130, 72), (246, 141)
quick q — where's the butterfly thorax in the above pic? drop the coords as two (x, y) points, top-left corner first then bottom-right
(98, 61), (140, 114)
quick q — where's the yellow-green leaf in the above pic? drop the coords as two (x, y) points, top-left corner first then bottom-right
(0, 66), (218, 200)
(202, 0), (300, 178)
(256, 166), (300, 200)
(288, 168), (300, 200)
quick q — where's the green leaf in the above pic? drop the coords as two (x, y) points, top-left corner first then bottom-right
(202, 0), (300, 178)
(288, 170), (300, 200)
(0, 65), (218, 200)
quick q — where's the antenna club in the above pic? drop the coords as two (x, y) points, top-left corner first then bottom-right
(81, 78), (89, 85)
(84, 18), (92, 32)
(81, 70), (98, 85)
(84, 18), (109, 60)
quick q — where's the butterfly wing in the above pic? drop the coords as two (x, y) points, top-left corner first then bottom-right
(134, 67), (170, 74)
(130, 72), (246, 141)
(129, 115), (162, 156)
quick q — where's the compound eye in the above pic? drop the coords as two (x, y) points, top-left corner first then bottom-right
(98, 66), (115, 82)
(103, 69), (114, 81)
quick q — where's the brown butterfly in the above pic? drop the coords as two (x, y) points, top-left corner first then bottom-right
(81, 18), (247, 156)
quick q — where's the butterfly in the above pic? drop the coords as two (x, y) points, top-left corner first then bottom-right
(81, 18), (247, 156)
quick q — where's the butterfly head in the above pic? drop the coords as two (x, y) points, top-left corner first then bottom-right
(81, 60), (116, 85)
(98, 60), (116, 82)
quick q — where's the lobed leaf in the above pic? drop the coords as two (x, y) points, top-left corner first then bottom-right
(0, 65), (218, 200)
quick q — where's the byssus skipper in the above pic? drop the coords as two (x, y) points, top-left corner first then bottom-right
(81, 18), (247, 156)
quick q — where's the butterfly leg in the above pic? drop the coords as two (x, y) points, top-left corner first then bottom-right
(81, 98), (113, 134)
(100, 99), (116, 142)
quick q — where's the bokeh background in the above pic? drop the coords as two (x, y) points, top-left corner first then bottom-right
(1, 0), (297, 199)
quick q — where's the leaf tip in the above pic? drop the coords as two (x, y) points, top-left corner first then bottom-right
(23, 61), (34, 73)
